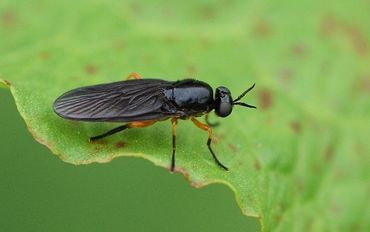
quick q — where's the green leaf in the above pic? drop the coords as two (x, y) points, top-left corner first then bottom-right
(1, 0), (369, 231)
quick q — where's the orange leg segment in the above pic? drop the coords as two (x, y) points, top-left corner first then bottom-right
(191, 117), (228, 170)
(127, 120), (156, 128)
(127, 72), (142, 80)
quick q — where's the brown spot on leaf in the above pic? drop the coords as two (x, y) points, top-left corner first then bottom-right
(291, 43), (307, 57)
(342, 24), (369, 56)
(113, 41), (125, 51)
(253, 159), (261, 171)
(330, 203), (341, 215)
(273, 213), (282, 222)
(186, 64), (197, 77)
(290, 121), (301, 134)
(85, 64), (98, 75)
(39, 51), (50, 60)
(278, 69), (293, 84)
(253, 19), (273, 37)
(354, 142), (365, 157)
(350, 223), (361, 232)
(115, 141), (126, 148)
(71, 76), (82, 80)
(324, 144), (334, 162)
(1, 10), (17, 27)
(357, 75), (370, 93)
(92, 140), (108, 152)
(304, 219), (314, 231)
(320, 14), (368, 56)
(312, 163), (322, 173)
(320, 14), (338, 36)
(273, 203), (287, 222)
(295, 179), (304, 193)
(164, 34), (177, 44)
(228, 143), (237, 153)
(198, 5), (216, 20)
(258, 88), (273, 110)
(334, 169), (345, 181)
(129, 2), (143, 14)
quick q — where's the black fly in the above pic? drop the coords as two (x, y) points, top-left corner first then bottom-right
(53, 73), (256, 171)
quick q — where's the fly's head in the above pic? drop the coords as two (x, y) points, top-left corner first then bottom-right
(214, 84), (256, 117)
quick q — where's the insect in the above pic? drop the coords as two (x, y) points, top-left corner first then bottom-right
(53, 73), (256, 171)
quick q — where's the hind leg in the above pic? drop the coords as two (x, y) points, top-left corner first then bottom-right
(90, 120), (157, 141)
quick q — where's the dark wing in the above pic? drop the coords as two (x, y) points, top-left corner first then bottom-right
(53, 79), (174, 122)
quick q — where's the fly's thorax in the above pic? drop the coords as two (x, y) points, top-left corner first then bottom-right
(164, 79), (214, 113)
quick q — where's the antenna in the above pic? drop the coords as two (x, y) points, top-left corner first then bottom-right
(232, 83), (257, 109)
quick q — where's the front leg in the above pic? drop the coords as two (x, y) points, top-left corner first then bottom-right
(191, 117), (228, 171)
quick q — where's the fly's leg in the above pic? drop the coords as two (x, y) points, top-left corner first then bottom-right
(191, 117), (229, 171)
(127, 72), (142, 80)
(90, 120), (156, 141)
(90, 125), (128, 141)
(127, 120), (156, 128)
(205, 114), (220, 127)
(171, 118), (178, 172)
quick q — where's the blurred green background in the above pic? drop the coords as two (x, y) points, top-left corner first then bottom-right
(0, 91), (259, 231)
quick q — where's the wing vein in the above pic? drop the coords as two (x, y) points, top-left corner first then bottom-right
(54, 79), (174, 122)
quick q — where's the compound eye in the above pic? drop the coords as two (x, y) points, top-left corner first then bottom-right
(215, 101), (232, 117)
